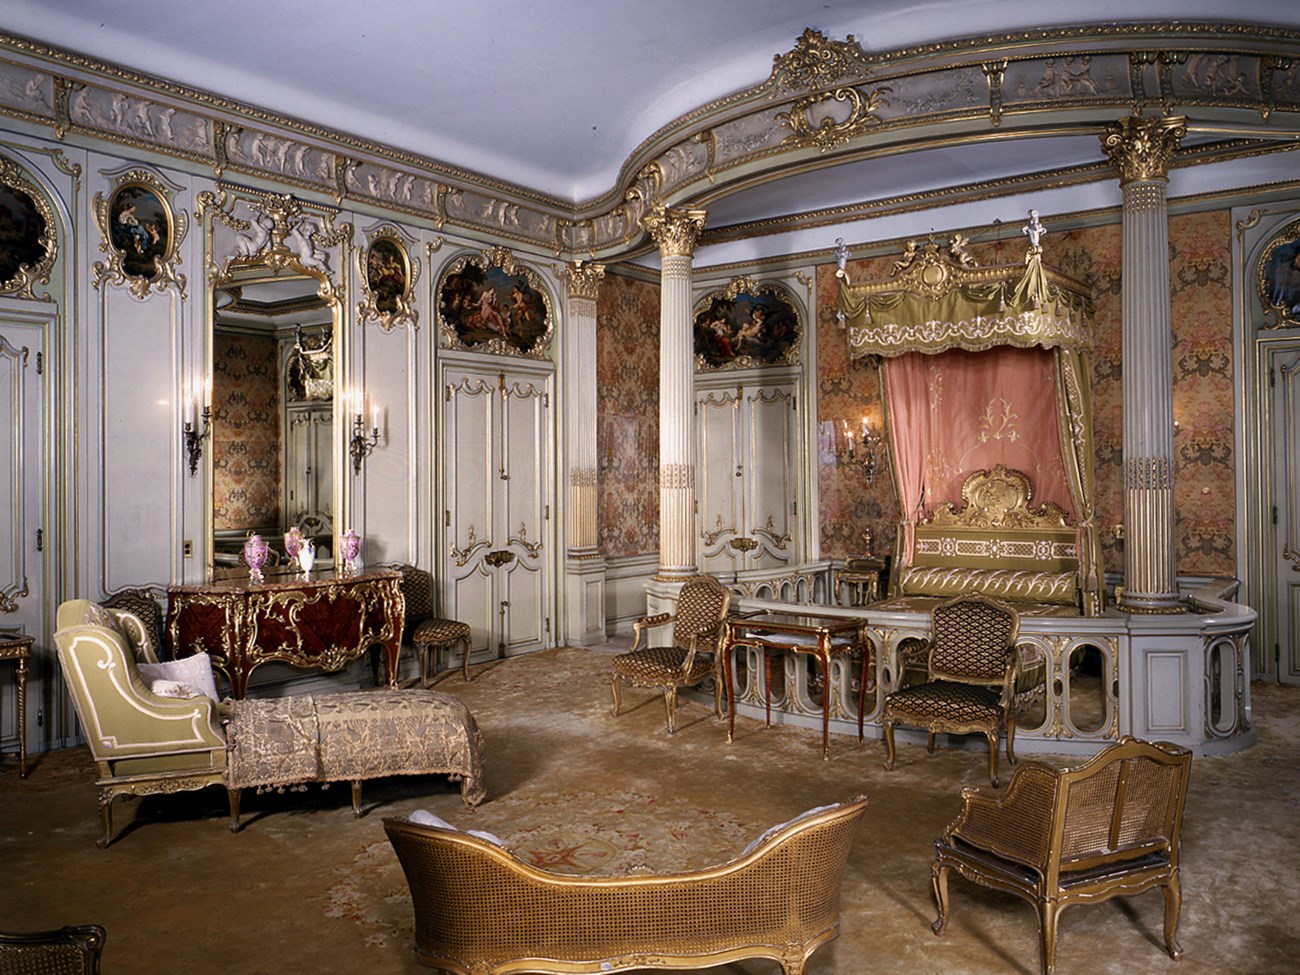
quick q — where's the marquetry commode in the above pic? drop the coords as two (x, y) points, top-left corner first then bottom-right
(166, 566), (404, 698)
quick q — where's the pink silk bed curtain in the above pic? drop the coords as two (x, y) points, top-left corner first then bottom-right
(885, 346), (1074, 559)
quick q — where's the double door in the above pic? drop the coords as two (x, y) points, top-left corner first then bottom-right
(441, 363), (552, 660)
(696, 373), (800, 575)
(1268, 344), (1300, 683)
(284, 403), (333, 536)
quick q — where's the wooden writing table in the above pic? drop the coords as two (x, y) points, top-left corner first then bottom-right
(722, 610), (870, 760)
(167, 567), (404, 699)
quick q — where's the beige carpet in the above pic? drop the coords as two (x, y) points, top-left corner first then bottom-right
(2, 646), (1297, 975)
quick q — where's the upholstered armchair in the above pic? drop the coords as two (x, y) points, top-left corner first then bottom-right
(882, 594), (1020, 785)
(385, 795), (868, 975)
(53, 599), (235, 847)
(0, 924), (106, 974)
(931, 736), (1192, 975)
(610, 574), (731, 734)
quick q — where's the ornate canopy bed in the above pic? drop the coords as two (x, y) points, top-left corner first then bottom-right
(836, 222), (1104, 619)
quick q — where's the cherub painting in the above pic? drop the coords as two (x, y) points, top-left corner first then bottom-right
(693, 287), (800, 368)
(107, 183), (171, 279)
(439, 260), (550, 354)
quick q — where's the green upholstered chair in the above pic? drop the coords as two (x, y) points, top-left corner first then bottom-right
(610, 575), (731, 734)
(54, 599), (236, 847)
(882, 594), (1021, 786)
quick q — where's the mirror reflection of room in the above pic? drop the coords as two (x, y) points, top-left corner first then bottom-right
(211, 268), (334, 568)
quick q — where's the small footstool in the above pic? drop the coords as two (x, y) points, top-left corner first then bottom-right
(413, 617), (474, 684)
(225, 688), (486, 808)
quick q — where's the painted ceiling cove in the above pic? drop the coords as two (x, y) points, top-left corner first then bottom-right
(4, 0), (1300, 268)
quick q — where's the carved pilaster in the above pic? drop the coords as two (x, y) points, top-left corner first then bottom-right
(1100, 115), (1187, 185)
(564, 260), (605, 304)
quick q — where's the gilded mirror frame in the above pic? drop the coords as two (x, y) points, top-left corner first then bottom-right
(198, 189), (350, 578)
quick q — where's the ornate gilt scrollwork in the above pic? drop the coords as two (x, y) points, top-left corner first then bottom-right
(357, 225), (420, 332)
(0, 155), (57, 301)
(1099, 114), (1187, 185)
(768, 28), (872, 94)
(641, 204), (707, 258)
(92, 168), (188, 299)
(775, 85), (891, 152)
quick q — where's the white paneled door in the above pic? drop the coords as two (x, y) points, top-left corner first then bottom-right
(442, 365), (551, 662)
(0, 317), (46, 756)
(696, 374), (800, 577)
(1269, 345), (1300, 683)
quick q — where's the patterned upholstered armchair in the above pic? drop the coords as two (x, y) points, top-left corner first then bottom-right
(882, 594), (1020, 785)
(931, 736), (1192, 975)
(385, 795), (868, 975)
(610, 575), (731, 734)
(0, 924), (106, 974)
(387, 563), (474, 684)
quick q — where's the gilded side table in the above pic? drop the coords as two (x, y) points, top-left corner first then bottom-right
(0, 632), (33, 778)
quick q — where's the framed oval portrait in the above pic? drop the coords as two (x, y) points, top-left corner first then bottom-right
(106, 181), (174, 279)
(1257, 219), (1300, 328)
(0, 155), (57, 298)
(358, 229), (419, 331)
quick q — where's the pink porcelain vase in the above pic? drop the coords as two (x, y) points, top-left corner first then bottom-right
(243, 534), (270, 583)
(340, 529), (362, 574)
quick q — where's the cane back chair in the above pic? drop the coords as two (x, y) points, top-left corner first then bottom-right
(385, 795), (868, 975)
(610, 575), (731, 734)
(931, 736), (1192, 975)
(882, 594), (1020, 785)
(0, 924), (106, 975)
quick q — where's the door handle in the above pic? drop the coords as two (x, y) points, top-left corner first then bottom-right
(484, 549), (516, 567)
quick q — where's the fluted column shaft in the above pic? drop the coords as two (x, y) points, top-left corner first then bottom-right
(643, 205), (707, 580)
(563, 262), (604, 555)
(1102, 115), (1187, 613)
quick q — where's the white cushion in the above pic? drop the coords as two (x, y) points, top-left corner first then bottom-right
(408, 809), (502, 846)
(138, 652), (221, 702)
(741, 803), (839, 856)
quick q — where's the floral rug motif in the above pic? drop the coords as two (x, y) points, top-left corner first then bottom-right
(324, 787), (754, 948)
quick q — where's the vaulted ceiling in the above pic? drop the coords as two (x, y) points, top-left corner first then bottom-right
(5, 0), (1300, 267)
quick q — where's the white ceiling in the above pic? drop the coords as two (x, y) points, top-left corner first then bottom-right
(4, 1), (1300, 266)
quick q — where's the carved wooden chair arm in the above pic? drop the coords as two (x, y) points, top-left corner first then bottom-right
(944, 762), (1059, 869)
(629, 612), (675, 652)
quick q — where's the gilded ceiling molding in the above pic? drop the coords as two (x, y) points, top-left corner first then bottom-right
(767, 28), (873, 93)
(563, 261), (605, 301)
(1100, 115), (1188, 184)
(642, 204), (707, 258)
(775, 85), (891, 152)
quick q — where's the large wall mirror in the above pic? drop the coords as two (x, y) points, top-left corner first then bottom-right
(209, 263), (340, 570)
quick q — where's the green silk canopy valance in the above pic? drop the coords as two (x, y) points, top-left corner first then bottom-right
(837, 236), (1093, 358)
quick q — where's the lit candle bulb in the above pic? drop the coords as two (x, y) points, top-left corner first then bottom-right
(371, 401), (381, 432)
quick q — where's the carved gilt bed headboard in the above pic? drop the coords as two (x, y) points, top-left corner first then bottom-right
(897, 465), (1081, 609)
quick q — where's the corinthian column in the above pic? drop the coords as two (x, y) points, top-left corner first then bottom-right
(1100, 114), (1187, 613)
(642, 204), (707, 580)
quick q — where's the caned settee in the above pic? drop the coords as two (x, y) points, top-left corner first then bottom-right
(54, 599), (485, 847)
(384, 796), (869, 975)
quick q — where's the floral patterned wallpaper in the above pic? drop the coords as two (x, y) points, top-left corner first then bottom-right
(592, 208), (1237, 579)
(212, 331), (281, 533)
(596, 272), (660, 559)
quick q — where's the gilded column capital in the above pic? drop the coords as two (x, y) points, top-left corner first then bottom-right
(564, 260), (605, 301)
(1100, 115), (1187, 185)
(642, 204), (708, 258)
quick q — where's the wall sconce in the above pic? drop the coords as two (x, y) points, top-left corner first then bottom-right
(835, 416), (884, 484)
(349, 394), (382, 474)
(183, 379), (211, 477)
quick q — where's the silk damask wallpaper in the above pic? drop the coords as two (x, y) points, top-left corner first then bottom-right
(212, 332), (282, 533)
(596, 272), (661, 559)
